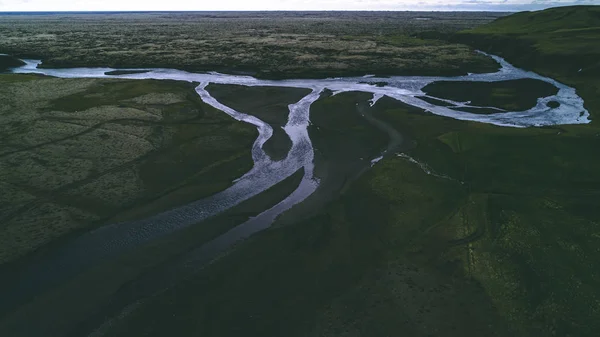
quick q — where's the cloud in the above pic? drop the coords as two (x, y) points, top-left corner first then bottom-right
(0, 0), (598, 11)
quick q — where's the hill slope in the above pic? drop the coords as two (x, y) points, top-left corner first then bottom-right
(457, 5), (600, 77)
(445, 6), (600, 337)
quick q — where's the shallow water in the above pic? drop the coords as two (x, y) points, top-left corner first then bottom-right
(1, 54), (589, 318)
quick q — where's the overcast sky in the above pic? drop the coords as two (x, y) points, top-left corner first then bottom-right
(0, 0), (597, 12)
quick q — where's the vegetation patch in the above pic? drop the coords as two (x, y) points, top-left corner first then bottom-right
(0, 75), (256, 264)
(457, 5), (600, 75)
(359, 81), (388, 87)
(417, 95), (456, 107)
(105, 70), (151, 76)
(450, 106), (506, 115)
(422, 79), (558, 112)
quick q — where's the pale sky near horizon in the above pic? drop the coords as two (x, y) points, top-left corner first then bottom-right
(0, 0), (598, 12)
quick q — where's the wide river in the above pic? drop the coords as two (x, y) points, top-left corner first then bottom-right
(0, 53), (589, 329)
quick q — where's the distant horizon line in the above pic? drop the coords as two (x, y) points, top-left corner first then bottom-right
(1, 3), (596, 13)
(0, 9), (521, 13)
(2, 4), (597, 14)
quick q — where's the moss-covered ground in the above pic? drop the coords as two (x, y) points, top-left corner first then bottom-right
(0, 12), (505, 79)
(0, 75), (257, 264)
(1, 6), (600, 337)
(455, 6), (600, 78)
(422, 79), (559, 112)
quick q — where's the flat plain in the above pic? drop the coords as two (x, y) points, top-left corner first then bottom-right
(0, 11), (506, 78)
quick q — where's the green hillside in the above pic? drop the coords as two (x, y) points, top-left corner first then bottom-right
(457, 6), (600, 78)
(472, 5), (600, 34)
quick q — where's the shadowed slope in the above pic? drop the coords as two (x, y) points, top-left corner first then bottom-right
(456, 6), (600, 78)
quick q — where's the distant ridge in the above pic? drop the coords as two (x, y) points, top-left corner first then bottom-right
(467, 5), (600, 33)
(456, 5), (600, 77)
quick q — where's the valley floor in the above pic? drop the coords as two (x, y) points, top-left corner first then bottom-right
(1, 6), (600, 337)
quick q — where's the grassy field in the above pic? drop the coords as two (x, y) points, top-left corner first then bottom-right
(422, 79), (559, 112)
(0, 12), (506, 78)
(455, 6), (600, 82)
(0, 75), (257, 264)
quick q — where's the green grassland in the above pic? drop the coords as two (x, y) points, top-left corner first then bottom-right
(0, 12), (505, 79)
(104, 70), (150, 76)
(455, 5), (600, 79)
(0, 75), (257, 264)
(422, 79), (559, 112)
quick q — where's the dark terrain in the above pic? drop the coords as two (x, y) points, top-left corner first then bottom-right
(0, 54), (25, 70)
(1, 7), (599, 337)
